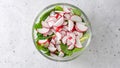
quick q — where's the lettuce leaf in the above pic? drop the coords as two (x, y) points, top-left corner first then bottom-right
(54, 5), (63, 11)
(80, 33), (90, 43)
(71, 8), (81, 16)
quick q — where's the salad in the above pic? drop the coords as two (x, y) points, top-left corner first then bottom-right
(33, 5), (89, 57)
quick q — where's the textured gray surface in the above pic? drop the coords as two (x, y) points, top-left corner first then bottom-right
(0, 0), (120, 68)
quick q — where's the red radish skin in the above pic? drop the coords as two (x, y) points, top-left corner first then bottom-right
(38, 39), (48, 44)
(75, 23), (88, 32)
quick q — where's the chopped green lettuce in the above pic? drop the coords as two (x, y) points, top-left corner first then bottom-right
(54, 5), (63, 11)
(80, 33), (90, 43)
(72, 8), (81, 16)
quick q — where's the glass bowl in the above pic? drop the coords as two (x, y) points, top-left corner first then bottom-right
(32, 3), (92, 62)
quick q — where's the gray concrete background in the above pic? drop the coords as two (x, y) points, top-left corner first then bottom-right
(0, 0), (120, 68)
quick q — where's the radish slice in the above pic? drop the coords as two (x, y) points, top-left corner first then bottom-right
(64, 13), (71, 20)
(41, 21), (50, 28)
(75, 23), (88, 32)
(54, 17), (64, 27)
(62, 26), (68, 31)
(48, 30), (53, 35)
(75, 37), (82, 48)
(48, 43), (56, 52)
(55, 32), (62, 41)
(56, 44), (61, 51)
(50, 11), (55, 16)
(68, 44), (74, 50)
(50, 53), (57, 57)
(67, 40), (72, 46)
(71, 15), (82, 22)
(58, 51), (64, 57)
(73, 31), (83, 38)
(47, 21), (55, 27)
(63, 22), (68, 25)
(62, 36), (68, 44)
(51, 39), (55, 44)
(55, 13), (62, 19)
(56, 40), (61, 44)
(68, 20), (74, 31)
(38, 39), (48, 44)
(37, 28), (49, 34)
(48, 16), (57, 22)
(63, 7), (71, 13)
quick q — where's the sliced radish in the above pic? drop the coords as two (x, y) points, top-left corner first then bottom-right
(47, 20), (55, 27)
(75, 37), (82, 48)
(62, 36), (68, 44)
(41, 21), (50, 28)
(54, 17), (64, 27)
(62, 26), (68, 31)
(68, 44), (74, 50)
(64, 13), (71, 20)
(48, 43), (56, 52)
(67, 39), (72, 46)
(56, 40), (61, 44)
(51, 39), (55, 44)
(55, 32), (62, 41)
(53, 26), (63, 32)
(73, 31), (83, 38)
(63, 7), (71, 13)
(56, 44), (61, 51)
(47, 30), (53, 35)
(75, 23), (88, 32)
(58, 51), (64, 57)
(37, 28), (49, 34)
(50, 11), (55, 16)
(50, 53), (57, 57)
(44, 41), (49, 47)
(71, 15), (82, 22)
(68, 20), (74, 31)
(38, 39), (48, 44)
(55, 13), (62, 19)
(60, 31), (67, 38)
(63, 22), (68, 25)
(54, 11), (63, 13)
(48, 16), (57, 22)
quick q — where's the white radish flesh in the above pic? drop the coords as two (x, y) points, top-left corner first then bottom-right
(55, 32), (62, 41)
(64, 13), (71, 20)
(68, 44), (74, 50)
(56, 45), (61, 51)
(68, 20), (74, 31)
(58, 51), (64, 57)
(71, 15), (82, 22)
(37, 28), (49, 34)
(47, 21), (55, 27)
(62, 36), (68, 44)
(48, 43), (56, 52)
(75, 37), (82, 48)
(54, 17), (64, 27)
(42, 21), (50, 28)
(38, 39), (48, 44)
(76, 23), (88, 32)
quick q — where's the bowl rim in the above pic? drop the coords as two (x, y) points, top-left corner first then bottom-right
(32, 3), (92, 62)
